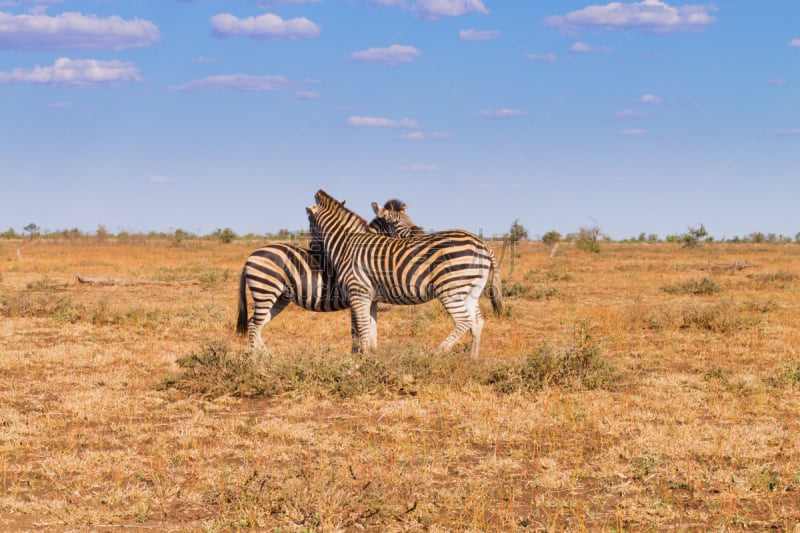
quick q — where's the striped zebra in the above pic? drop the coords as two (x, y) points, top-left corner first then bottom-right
(236, 200), (423, 349)
(306, 190), (502, 358)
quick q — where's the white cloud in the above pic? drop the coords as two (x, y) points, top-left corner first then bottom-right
(347, 44), (421, 65)
(193, 55), (217, 64)
(171, 74), (291, 92)
(478, 108), (527, 118)
(294, 89), (320, 100)
(413, 0), (488, 20)
(0, 57), (140, 87)
(469, 180), (523, 190)
(256, 0), (321, 6)
(610, 109), (648, 121)
(369, 0), (406, 6)
(347, 115), (421, 128)
(636, 93), (662, 104)
(620, 128), (647, 136)
(569, 41), (611, 53)
(397, 131), (452, 140)
(459, 28), (499, 41)
(401, 164), (438, 172)
(211, 12), (320, 40)
(763, 128), (800, 137)
(525, 52), (556, 62)
(477, 108), (526, 119)
(569, 41), (592, 52)
(789, 38), (800, 48)
(0, 11), (159, 50)
(148, 175), (172, 184)
(544, 1), (717, 34)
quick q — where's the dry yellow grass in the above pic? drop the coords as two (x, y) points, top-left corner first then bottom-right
(1, 237), (800, 531)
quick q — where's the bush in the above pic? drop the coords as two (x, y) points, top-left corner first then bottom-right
(0, 228), (19, 239)
(747, 271), (797, 286)
(678, 302), (759, 333)
(486, 327), (617, 393)
(214, 227), (237, 244)
(542, 230), (561, 246)
(164, 333), (618, 400)
(661, 278), (722, 296)
(680, 224), (708, 248)
(576, 226), (601, 253)
(172, 229), (192, 246)
(507, 220), (528, 243)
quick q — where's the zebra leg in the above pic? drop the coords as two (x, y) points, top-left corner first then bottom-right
(465, 280), (487, 358)
(369, 301), (378, 349)
(349, 296), (373, 353)
(469, 306), (485, 359)
(435, 293), (473, 354)
(249, 296), (289, 350)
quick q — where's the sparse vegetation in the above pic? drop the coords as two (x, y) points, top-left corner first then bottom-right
(574, 224), (602, 253)
(213, 227), (237, 244)
(486, 326), (617, 393)
(661, 277), (722, 295)
(1, 239), (799, 530)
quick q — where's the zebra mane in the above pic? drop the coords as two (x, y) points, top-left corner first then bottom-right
(314, 190), (368, 228)
(383, 198), (406, 212)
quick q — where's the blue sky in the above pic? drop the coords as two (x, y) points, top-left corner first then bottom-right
(1, 0), (798, 239)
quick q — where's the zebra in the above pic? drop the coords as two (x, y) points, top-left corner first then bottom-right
(236, 199), (423, 349)
(306, 190), (502, 358)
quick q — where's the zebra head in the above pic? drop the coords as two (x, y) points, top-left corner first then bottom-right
(369, 201), (424, 238)
(307, 190), (369, 261)
(382, 198), (407, 213)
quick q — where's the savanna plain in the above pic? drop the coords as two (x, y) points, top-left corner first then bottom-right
(1, 235), (799, 531)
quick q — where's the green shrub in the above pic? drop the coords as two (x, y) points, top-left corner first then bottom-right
(165, 332), (618, 400)
(576, 226), (601, 253)
(678, 303), (759, 333)
(661, 277), (722, 296)
(747, 271), (797, 286)
(214, 227), (237, 244)
(542, 230), (561, 246)
(486, 327), (617, 393)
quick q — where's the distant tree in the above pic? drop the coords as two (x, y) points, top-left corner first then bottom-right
(542, 230), (561, 247)
(508, 220), (528, 243)
(576, 219), (602, 253)
(172, 229), (191, 246)
(214, 227), (237, 244)
(96, 225), (109, 241)
(23, 223), (40, 237)
(0, 228), (19, 239)
(680, 223), (708, 248)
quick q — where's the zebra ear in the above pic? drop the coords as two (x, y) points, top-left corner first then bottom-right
(371, 202), (380, 214)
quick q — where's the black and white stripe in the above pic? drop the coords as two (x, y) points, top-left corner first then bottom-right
(236, 200), (422, 349)
(306, 190), (502, 358)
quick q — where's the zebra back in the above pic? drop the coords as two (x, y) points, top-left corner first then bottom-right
(308, 190), (500, 308)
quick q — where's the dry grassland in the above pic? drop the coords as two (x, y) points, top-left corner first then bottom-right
(1, 237), (800, 531)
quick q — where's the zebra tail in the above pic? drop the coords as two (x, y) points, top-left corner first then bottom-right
(236, 268), (249, 337)
(489, 249), (503, 316)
